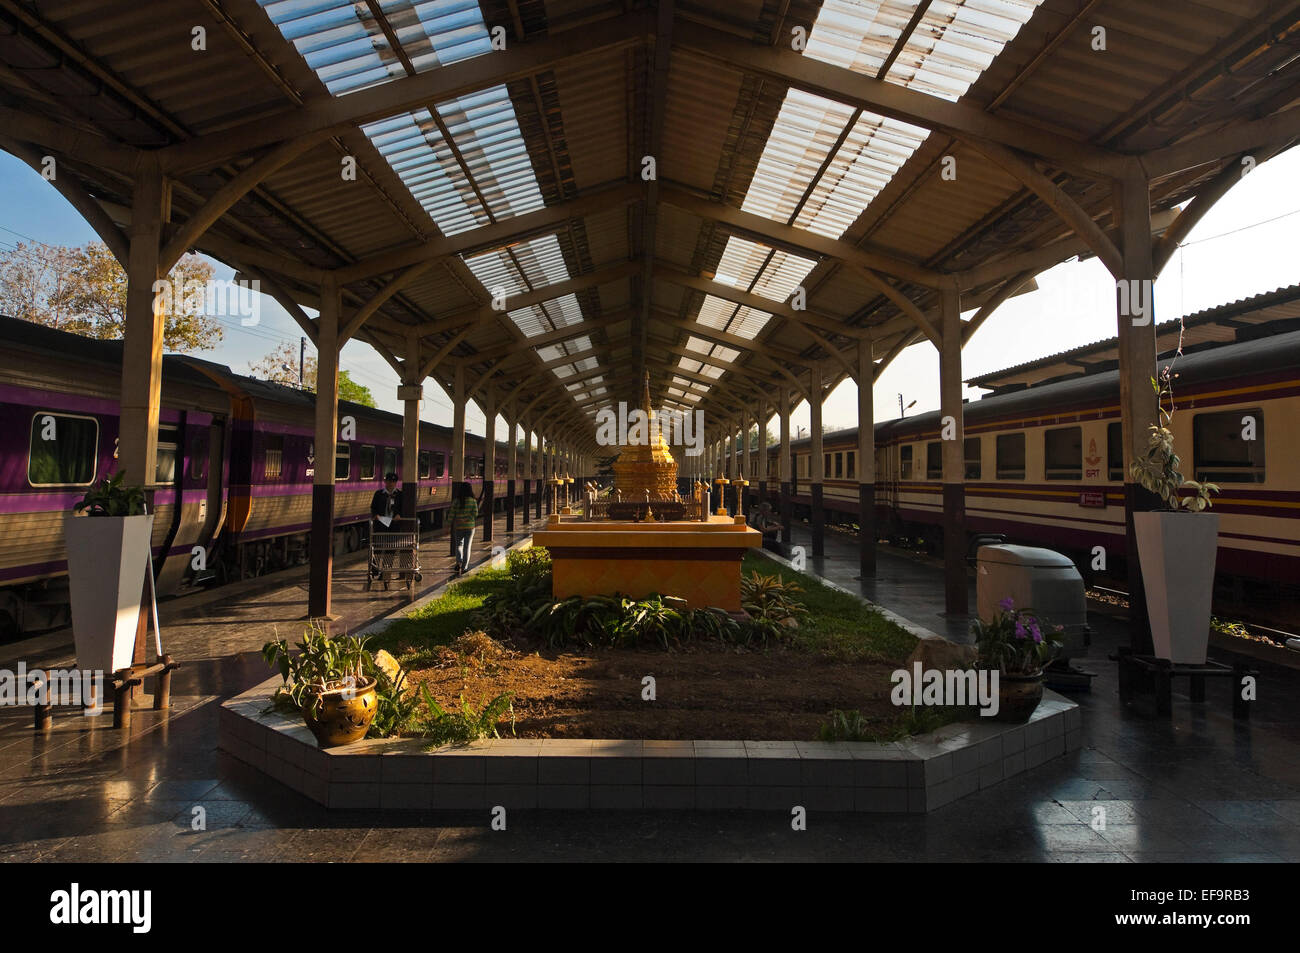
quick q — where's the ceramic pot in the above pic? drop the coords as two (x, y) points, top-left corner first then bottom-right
(993, 671), (1044, 723)
(302, 676), (378, 748)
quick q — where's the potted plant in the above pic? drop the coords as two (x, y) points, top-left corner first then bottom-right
(65, 471), (153, 675)
(262, 627), (397, 747)
(972, 597), (1062, 723)
(1130, 368), (1220, 664)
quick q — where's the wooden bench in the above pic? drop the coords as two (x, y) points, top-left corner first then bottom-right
(32, 655), (180, 732)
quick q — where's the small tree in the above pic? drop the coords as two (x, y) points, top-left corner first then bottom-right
(0, 241), (222, 351)
(248, 341), (376, 408)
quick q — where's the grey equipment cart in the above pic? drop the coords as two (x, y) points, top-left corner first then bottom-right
(367, 518), (422, 591)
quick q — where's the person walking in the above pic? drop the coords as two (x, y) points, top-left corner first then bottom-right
(449, 481), (481, 575)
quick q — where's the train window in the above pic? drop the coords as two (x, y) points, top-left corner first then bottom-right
(434, 451), (446, 477)
(28, 412), (98, 487)
(823, 453), (831, 478)
(359, 445), (376, 481)
(1044, 426), (1082, 480)
(189, 434), (207, 482)
(846, 451), (855, 480)
(335, 442), (350, 480)
(263, 434), (284, 481)
(1194, 409), (1265, 483)
(384, 447), (397, 478)
(418, 450), (431, 480)
(964, 437), (981, 480)
(996, 433), (1025, 480)
(900, 445), (913, 479)
(1107, 422), (1123, 481)
(926, 442), (941, 480)
(155, 425), (180, 484)
(834, 453), (843, 479)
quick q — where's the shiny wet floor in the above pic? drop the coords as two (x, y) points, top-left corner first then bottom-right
(1, 517), (1297, 862)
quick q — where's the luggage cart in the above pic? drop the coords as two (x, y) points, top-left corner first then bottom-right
(367, 518), (422, 591)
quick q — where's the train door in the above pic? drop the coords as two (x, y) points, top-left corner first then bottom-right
(191, 415), (227, 585)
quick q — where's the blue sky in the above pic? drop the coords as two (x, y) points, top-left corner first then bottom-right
(1, 145), (1298, 440)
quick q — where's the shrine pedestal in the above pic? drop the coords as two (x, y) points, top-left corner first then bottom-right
(533, 515), (761, 612)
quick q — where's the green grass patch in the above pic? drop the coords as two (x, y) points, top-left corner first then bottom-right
(368, 567), (510, 667)
(743, 551), (917, 664)
(818, 704), (971, 743)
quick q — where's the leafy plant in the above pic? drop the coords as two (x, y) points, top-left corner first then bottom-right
(73, 470), (146, 516)
(417, 686), (515, 747)
(971, 598), (1062, 676)
(1129, 368), (1219, 512)
(740, 571), (808, 644)
(506, 546), (551, 586)
(818, 709), (872, 742)
(261, 625), (417, 736)
(625, 594), (690, 649)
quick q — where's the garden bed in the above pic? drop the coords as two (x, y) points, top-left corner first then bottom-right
(369, 550), (942, 743)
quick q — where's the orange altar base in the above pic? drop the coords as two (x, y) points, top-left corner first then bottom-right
(532, 514), (762, 612)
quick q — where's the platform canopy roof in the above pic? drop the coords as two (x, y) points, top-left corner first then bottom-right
(968, 283), (1300, 393)
(2, 0), (1298, 454)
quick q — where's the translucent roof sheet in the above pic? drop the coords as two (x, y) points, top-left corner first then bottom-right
(259, 0), (490, 95)
(261, 0), (598, 406)
(690, 0), (1039, 402)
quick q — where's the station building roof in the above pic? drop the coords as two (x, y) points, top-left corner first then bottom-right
(2, 0), (1297, 452)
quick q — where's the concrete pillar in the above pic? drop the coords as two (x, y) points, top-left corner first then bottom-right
(536, 434), (544, 519)
(523, 429), (532, 524)
(940, 286), (967, 616)
(542, 435), (551, 515)
(1116, 164), (1160, 654)
(741, 410), (752, 515)
(506, 416), (517, 534)
(757, 403), (768, 505)
(451, 363), (465, 557)
(482, 386), (495, 542)
(398, 362), (421, 520)
(308, 276), (340, 620)
(119, 167), (166, 670)
(857, 337), (876, 579)
(119, 166), (165, 488)
(810, 366), (825, 561)
(779, 391), (792, 546)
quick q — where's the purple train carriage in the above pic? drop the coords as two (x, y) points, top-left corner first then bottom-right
(0, 316), (519, 640)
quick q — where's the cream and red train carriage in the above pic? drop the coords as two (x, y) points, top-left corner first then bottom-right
(0, 316), (518, 640)
(775, 304), (1300, 587)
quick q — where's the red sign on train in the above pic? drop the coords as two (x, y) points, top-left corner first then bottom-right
(1078, 490), (1107, 508)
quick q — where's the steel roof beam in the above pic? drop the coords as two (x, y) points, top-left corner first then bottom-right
(673, 18), (1126, 180)
(156, 11), (655, 174)
(335, 183), (640, 284)
(660, 186), (941, 288)
(1142, 107), (1300, 179)
(413, 261), (638, 337)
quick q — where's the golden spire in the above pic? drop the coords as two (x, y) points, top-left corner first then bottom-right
(612, 371), (678, 501)
(642, 371), (653, 419)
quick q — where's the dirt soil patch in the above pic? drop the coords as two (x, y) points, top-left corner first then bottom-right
(406, 639), (901, 741)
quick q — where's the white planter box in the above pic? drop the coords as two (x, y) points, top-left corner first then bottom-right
(1133, 511), (1219, 664)
(64, 514), (155, 674)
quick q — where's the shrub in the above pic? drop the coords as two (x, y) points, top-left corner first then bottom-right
(261, 624), (420, 738)
(506, 546), (551, 585)
(417, 687), (515, 747)
(740, 571), (808, 644)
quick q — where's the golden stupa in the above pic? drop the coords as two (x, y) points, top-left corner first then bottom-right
(612, 374), (679, 500)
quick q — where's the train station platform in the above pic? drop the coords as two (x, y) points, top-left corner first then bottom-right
(1, 524), (1298, 862)
(778, 522), (975, 643)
